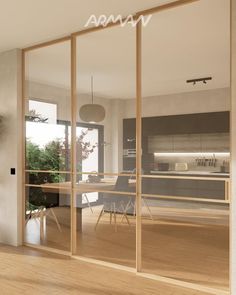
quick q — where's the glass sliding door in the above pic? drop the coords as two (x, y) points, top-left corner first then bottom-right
(75, 25), (136, 267)
(21, 1), (230, 291)
(69, 123), (103, 208)
(24, 41), (72, 251)
(141, 0), (230, 291)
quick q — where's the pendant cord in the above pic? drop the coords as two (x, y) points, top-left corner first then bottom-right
(91, 76), (94, 104)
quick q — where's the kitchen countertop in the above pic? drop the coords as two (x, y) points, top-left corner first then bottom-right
(150, 170), (230, 178)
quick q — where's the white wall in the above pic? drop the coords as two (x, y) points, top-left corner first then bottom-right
(0, 49), (22, 246)
(124, 88), (230, 118)
(110, 99), (125, 172)
(231, 0), (236, 294)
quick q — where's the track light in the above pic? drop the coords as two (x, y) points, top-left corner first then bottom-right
(186, 77), (212, 86)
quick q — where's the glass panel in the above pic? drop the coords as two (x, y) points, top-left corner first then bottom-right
(76, 24), (136, 267)
(76, 27), (136, 176)
(68, 124), (100, 179)
(26, 172), (70, 186)
(141, 1), (230, 291)
(75, 174), (136, 195)
(75, 186), (136, 266)
(24, 41), (71, 251)
(25, 187), (71, 251)
(77, 126), (99, 175)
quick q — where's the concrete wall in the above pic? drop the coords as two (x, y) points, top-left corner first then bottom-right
(0, 49), (22, 246)
(231, 0), (236, 294)
(124, 87), (230, 118)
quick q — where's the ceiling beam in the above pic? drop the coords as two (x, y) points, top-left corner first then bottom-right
(137, 0), (199, 17)
(23, 36), (71, 52)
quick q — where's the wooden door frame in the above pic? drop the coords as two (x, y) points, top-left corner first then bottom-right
(21, 1), (233, 294)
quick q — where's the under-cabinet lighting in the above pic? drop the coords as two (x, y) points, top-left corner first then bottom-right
(154, 152), (230, 157)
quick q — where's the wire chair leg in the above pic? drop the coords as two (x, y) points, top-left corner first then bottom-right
(95, 205), (105, 231)
(142, 198), (154, 220)
(49, 208), (62, 232)
(83, 193), (93, 213)
(113, 203), (117, 232)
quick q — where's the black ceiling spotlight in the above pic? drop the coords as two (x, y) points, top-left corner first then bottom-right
(186, 77), (212, 85)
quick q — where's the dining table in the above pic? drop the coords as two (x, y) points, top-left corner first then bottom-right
(40, 178), (136, 234)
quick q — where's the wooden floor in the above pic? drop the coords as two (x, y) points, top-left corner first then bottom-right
(25, 200), (229, 291)
(0, 244), (211, 295)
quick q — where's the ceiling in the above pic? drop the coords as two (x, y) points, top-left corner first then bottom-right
(0, 0), (173, 53)
(22, 0), (230, 98)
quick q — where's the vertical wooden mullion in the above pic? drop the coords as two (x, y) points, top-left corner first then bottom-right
(71, 35), (77, 254)
(21, 49), (26, 244)
(230, 0), (236, 292)
(136, 19), (142, 272)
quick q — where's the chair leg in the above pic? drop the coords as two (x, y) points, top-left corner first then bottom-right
(121, 199), (132, 223)
(120, 203), (130, 226)
(83, 193), (93, 213)
(39, 209), (45, 239)
(142, 198), (154, 220)
(133, 201), (136, 216)
(123, 212), (130, 226)
(110, 211), (112, 224)
(95, 205), (105, 231)
(49, 208), (62, 232)
(113, 203), (117, 232)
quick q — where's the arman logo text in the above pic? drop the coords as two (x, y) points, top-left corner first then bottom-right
(84, 14), (152, 28)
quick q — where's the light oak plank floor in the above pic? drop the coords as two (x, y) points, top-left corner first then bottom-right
(25, 201), (229, 291)
(0, 244), (210, 295)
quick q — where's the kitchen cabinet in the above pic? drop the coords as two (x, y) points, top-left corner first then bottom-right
(142, 177), (226, 200)
(197, 112), (229, 134)
(142, 113), (200, 135)
(123, 118), (136, 149)
(123, 153), (154, 172)
(123, 112), (230, 169)
(150, 111), (229, 135)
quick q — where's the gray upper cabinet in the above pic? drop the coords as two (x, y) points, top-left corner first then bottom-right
(123, 112), (230, 152)
(142, 111), (229, 136)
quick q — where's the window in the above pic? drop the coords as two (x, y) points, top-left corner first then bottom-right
(29, 100), (57, 124)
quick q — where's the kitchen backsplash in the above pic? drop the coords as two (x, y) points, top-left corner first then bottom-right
(154, 153), (230, 172)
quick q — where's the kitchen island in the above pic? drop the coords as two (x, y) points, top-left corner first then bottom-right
(142, 170), (230, 202)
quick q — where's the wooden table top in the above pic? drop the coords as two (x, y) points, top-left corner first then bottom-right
(42, 178), (136, 194)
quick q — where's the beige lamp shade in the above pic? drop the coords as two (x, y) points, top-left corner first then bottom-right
(79, 104), (106, 123)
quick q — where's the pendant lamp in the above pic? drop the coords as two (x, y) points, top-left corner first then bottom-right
(79, 76), (106, 123)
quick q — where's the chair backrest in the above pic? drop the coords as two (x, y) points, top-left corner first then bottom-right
(114, 175), (129, 191)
